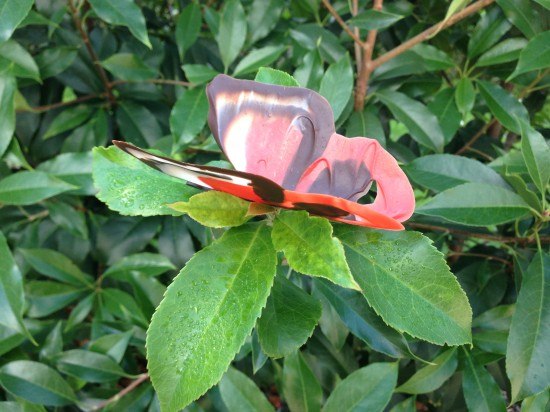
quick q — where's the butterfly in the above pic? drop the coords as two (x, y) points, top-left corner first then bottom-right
(113, 74), (415, 230)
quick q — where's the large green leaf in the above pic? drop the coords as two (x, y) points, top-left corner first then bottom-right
(455, 78), (475, 117)
(509, 31), (550, 79)
(43, 105), (95, 139)
(0, 232), (32, 341)
(169, 87), (209, 147)
(219, 367), (274, 412)
(0, 40), (40, 82)
(506, 251), (550, 402)
(282, 351), (323, 412)
(496, 0), (541, 39)
(26, 281), (86, 318)
(0, 73), (15, 158)
(462, 348), (507, 411)
(255, 67), (299, 87)
(88, 0), (151, 48)
(467, 8), (511, 58)
(101, 53), (156, 81)
(169, 191), (250, 228)
(146, 223), (276, 411)
(313, 279), (417, 359)
(405, 154), (510, 192)
(0, 171), (76, 205)
(233, 45), (286, 77)
(416, 182), (531, 226)
(246, 0), (284, 45)
(19, 248), (93, 287)
(475, 38), (528, 67)
(520, 119), (550, 194)
(257, 275), (322, 358)
(271, 211), (359, 290)
(319, 54), (353, 122)
(37, 152), (95, 195)
(427, 88), (461, 144)
(397, 349), (458, 394)
(175, 2), (201, 59)
(323, 363), (398, 412)
(216, 0), (246, 70)
(335, 227), (472, 345)
(116, 102), (162, 147)
(0, 360), (77, 406)
(377, 89), (444, 152)
(348, 10), (403, 30)
(477, 80), (529, 133)
(92, 146), (199, 216)
(0, 0), (34, 43)
(103, 252), (175, 279)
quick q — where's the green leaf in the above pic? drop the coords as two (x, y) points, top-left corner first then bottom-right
(0, 40), (40, 82)
(520, 119), (550, 194)
(37, 152), (95, 196)
(506, 251), (550, 402)
(323, 363), (398, 412)
(397, 349), (458, 394)
(219, 368), (274, 412)
(45, 201), (88, 239)
(35, 46), (77, 79)
(348, 9), (403, 30)
(411, 44), (455, 71)
(257, 275), (322, 358)
(0, 232), (33, 341)
(88, 330), (133, 363)
(377, 89), (444, 152)
(416, 182), (531, 226)
(26, 281), (86, 317)
(496, 0), (541, 39)
(169, 191), (250, 228)
(427, 88), (461, 144)
(101, 53), (156, 81)
(233, 45), (286, 77)
(0, 0), (34, 43)
(175, 2), (201, 59)
(509, 31), (550, 80)
(104, 252), (175, 279)
(282, 351), (323, 412)
(116, 102), (162, 147)
(0, 360), (77, 406)
(294, 49), (324, 90)
(216, 0), (246, 70)
(53, 349), (131, 383)
(346, 106), (386, 146)
(462, 348), (507, 411)
(182, 64), (219, 85)
(43, 105), (94, 139)
(271, 210), (359, 290)
(64, 293), (93, 332)
(92, 146), (199, 216)
(169, 86), (209, 147)
(146, 223), (276, 411)
(246, 0), (284, 46)
(467, 9), (511, 58)
(102, 287), (148, 328)
(255, 67), (299, 87)
(19, 248), (93, 287)
(88, 0), (151, 48)
(522, 391), (550, 412)
(0, 171), (76, 205)
(477, 80), (529, 133)
(319, 54), (353, 122)
(475, 38), (528, 67)
(455, 78), (475, 117)
(335, 227), (472, 346)
(0, 73), (15, 158)
(405, 154), (510, 192)
(313, 279), (417, 359)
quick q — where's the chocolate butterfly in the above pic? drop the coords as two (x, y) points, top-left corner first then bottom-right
(113, 74), (415, 230)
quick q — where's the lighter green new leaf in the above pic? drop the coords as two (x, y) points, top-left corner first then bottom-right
(146, 223), (276, 411)
(169, 191), (250, 228)
(335, 227), (472, 346)
(272, 211), (359, 290)
(255, 67), (299, 87)
(92, 146), (199, 216)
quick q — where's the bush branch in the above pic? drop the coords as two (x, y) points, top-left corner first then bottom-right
(68, 0), (116, 106)
(371, 0), (495, 71)
(321, 0), (364, 46)
(109, 78), (192, 87)
(92, 373), (149, 411)
(18, 93), (102, 113)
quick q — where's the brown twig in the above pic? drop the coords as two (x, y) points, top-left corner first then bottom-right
(370, 0), (495, 71)
(351, 0), (362, 72)
(109, 78), (192, 87)
(447, 252), (513, 267)
(321, 0), (364, 46)
(406, 222), (550, 245)
(354, 0), (383, 111)
(68, 0), (116, 106)
(92, 373), (149, 411)
(455, 118), (498, 155)
(18, 93), (102, 113)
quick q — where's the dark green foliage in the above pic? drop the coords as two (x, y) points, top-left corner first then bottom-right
(0, 0), (548, 411)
